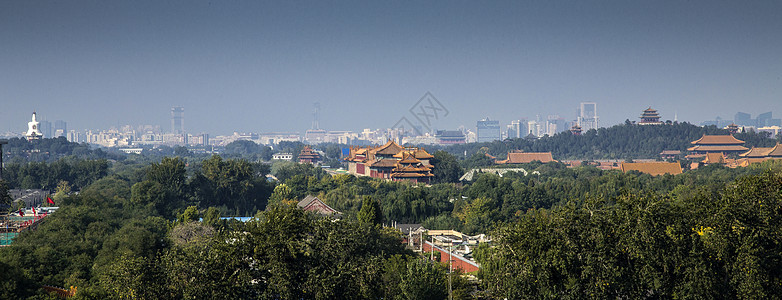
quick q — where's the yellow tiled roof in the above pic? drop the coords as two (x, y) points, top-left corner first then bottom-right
(620, 162), (682, 176)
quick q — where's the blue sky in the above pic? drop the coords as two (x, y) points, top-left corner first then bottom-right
(2, 1), (781, 135)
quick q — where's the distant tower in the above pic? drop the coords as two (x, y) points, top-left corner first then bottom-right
(570, 123), (583, 135)
(171, 106), (184, 134)
(304, 102), (327, 143)
(577, 102), (599, 131)
(312, 102), (321, 130)
(638, 107), (663, 125)
(54, 120), (67, 137)
(26, 112), (43, 140)
(726, 123), (739, 134)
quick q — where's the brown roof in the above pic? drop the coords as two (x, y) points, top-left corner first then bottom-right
(659, 150), (681, 155)
(736, 157), (782, 167)
(393, 148), (434, 159)
(374, 140), (404, 155)
(497, 152), (556, 164)
(690, 134), (745, 145)
(620, 162), (682, 176)
(703, 153), (726, 164)
(398, 152), (423, 164)
(739, 146), (774, 158)
(297, 195), (341, 216)
(687, 145), (749, 152)
(768, 144), (782, 157)
(366, 159), (398, 168)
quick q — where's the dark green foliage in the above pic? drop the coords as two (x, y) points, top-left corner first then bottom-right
(2, 137), (122, 162)
(0, 260), (38, 299)
(358, 196), (383, 225)
(0, 180), (12, 209)
(478, 171), (782, 299)
(429, 122), (775, 162)
(431, 150), (463, 183)
(188, 155), (273, 215)
(1, 157), (109, 190)
(383, 255), (448, 300)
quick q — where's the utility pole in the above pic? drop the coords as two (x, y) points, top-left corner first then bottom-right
(430, 236), (434, 261)
(448, 244), (453, 300)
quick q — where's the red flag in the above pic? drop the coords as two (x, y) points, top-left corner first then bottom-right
(47, 197), (55, 205)
(18, 209), (24, 216)
(32, 207), (37, 216)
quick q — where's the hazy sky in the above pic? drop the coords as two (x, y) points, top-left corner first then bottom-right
(2, 1), (781, 135)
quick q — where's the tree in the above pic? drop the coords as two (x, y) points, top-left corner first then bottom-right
(358, 196), (383, 226)
(0, 180), (11, 210)
(431, 150), (463, 183)
(224, 140), (261, 157)
(190, 155), (272, 215)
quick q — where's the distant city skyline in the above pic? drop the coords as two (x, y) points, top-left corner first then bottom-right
(2, 1), (781, 134)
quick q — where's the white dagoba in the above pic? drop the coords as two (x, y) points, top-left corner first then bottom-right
(26, 112), (42, 140)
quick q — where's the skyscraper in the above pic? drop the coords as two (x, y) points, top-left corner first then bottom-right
(577, 102), (599, 132)
(171, 106), (184, 134)
(54, 120), (67, 137)
(39, 120), (52, 138)
(477, 118), (501, 142)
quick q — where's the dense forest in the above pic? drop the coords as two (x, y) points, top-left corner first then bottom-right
(427, 121), (782, 161)
(2, 125), (782, 298)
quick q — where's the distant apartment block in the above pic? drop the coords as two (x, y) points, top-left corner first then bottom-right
(577, 102), (599, 131)
(734, 111), (781, 128)
(477, 118), (501, 142)
(171, 106), (184, 134)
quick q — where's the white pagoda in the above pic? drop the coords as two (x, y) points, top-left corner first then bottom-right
(26, 112), (43, 140)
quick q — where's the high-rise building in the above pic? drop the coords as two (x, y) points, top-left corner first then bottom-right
(527, 120), (539, 137)
(577, 102), (599, 132)
(477, 118), (501, 142)
(39, 120), (52, 138)
(507, 120), (521, 139)
(171, 106), (184, 134)
(54, 120), (67, 137)
(734, 112), (753, 127)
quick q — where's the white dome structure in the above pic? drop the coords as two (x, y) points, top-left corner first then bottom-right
(26, 112), (42, 140)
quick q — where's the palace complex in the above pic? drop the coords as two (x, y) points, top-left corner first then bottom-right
(346, 140), (434, 184)
(687, 134), (748, 156)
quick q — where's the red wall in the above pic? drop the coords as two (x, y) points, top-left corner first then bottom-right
(356, 163), (365, 174)
(421, 242), (480, 273)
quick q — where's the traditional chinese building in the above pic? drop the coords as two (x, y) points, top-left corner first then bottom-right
(638, 107), (663, 125)
(659, 150), (681, 160)
(726, 123), (740, 134)
(298, 146), (321, 164)
(435, 130), (467, 144)
(702, 153), (730, 165)
(738, 143), (782, 160)
(620, 162), (682, 176)
(496, 150), (557, 164)
(346, 140), (434, 183)
(687, 134), (747, 156)
(297, 195), (341, 217)
(570, 124), (582, 135)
